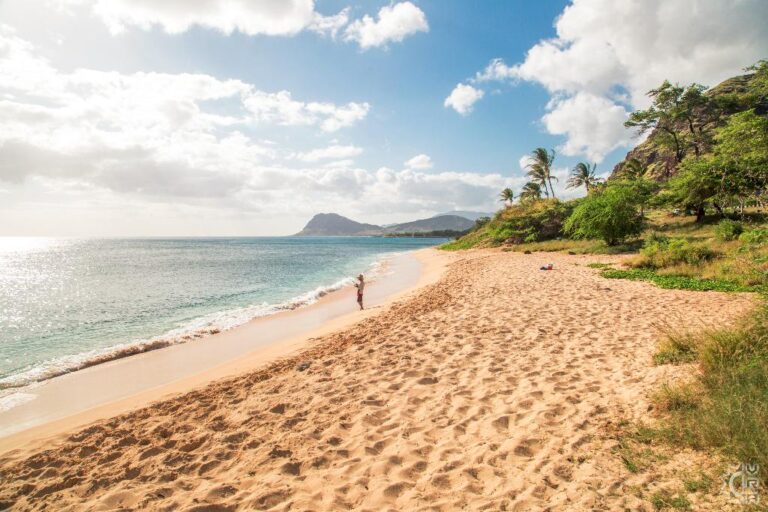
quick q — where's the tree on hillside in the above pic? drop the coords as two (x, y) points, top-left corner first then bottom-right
(567, 162), (603, 193)
(617, 158), (646, 180)
(519, 181), (543, 203)
(499, 187), (515, 205)
(625, 81), (722, 169)
(526, 148), (557, 198)
(666, 109), (768, 220)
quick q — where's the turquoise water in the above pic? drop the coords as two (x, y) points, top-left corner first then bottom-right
(0, 237), (445, 389)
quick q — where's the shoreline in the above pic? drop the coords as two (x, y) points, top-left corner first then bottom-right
(0, 250), (755, 510)
(0, 248), (453, 454)
(0, 245), (400, 392)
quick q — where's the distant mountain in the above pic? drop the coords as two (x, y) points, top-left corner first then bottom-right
(294, 213), (381, 236)
(294, 213), (474, 236)
(432, 210), (492, 221)
(383, 215), (474, 234)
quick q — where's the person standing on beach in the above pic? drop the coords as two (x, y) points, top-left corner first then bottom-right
(354, 274), (365, 310)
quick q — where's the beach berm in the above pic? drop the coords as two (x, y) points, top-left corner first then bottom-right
(0, 250), (754, 510)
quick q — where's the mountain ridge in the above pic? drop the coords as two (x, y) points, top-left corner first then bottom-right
(295, 213), (474, 236)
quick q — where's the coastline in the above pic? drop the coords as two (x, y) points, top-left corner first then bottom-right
(0, 247), (453, 453)
(2, 249), (755, 510)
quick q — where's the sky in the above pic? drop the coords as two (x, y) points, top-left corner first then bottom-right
(1, 0), (767, 236)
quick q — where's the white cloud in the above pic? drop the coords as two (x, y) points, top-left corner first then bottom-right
(81, 0), (348, 37)
(542, 92), (632, 162)
(465, 0), (768, 161)
(243, 91), (369, 132)
(344, 1), (428, 49)
(298, 144), (363, 162)
(0, 27), (510, 235)
(444, 83), (484, 116)
(518, 155), (533, 172)
(475, 58), (518, 83)
(404, 153), (433, 170)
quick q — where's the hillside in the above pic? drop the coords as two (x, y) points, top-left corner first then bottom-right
(294, 213), (381, 236)
(295, 213), (474, 236)
(383, 215), (474, 234)
(611, 71), (767, 180)
(432, 210), (492, 221)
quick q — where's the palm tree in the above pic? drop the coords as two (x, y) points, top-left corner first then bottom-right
(567, 162), (603, 193)
(519, 181), (543, 202)
(526, 148), (557, 199)
(499, 187), (514, 205)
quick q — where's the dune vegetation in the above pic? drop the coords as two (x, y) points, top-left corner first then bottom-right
(445, 60), (768, 508)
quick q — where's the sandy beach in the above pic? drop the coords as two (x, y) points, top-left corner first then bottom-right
(0, 249), (755, 511)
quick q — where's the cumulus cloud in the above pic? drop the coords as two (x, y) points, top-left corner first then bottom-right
(298, 144), (363, 162)
(243, 91), (369, 132)
(344, 1), (428, 49)
(463, 0), (768, 161)
(74, 0), (348, 37)
(444, 83), (484, 116)
(0, 27), (509, 234)
(404, 153), (433, 170)
(0, 27), (368, 192)
(542, 92), (632, 162)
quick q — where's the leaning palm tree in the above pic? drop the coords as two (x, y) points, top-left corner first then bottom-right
(519, 181), (543, 203)
(526, 148), (557, 199)
(525, 164), (549, 198)
(567, 162), (603, 193)
(499, 187), (515, 205)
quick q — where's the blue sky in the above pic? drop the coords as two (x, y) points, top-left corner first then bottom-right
(0, 0), (766, 235)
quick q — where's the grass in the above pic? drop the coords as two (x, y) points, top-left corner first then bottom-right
(600, 268), (763, 292)
(650, 307), (768, 474)
(586, 262), (613, 269)
(653, 331), (700, 365)
(649, 490), (692, 510)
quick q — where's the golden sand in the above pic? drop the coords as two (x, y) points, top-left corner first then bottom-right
(0, 250), (754, 510)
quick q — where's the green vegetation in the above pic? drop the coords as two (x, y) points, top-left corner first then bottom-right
(634, 235), (715, 268)
(567, 162), (603, 193)
(441, 199), (574, 250)
(649, 490), (692, 511)
(524, 147), (558, 199)
(564, 181), (648, 245)
(600, 268), (761, 292)
(650, 307), (768, 474)
(440, 63), (768, 504)
(713, 218), (743, 241)
(653, 332), (700, 365)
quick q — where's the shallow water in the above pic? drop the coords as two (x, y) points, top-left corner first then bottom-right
(0, 236), (446, 389)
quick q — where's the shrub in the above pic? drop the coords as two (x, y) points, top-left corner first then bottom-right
(487, 199), (575, 245)
(713, 219), (743, 241)
(638, 237), (715, 268)
(739, 228), (768, 245)
(564, 184), (645, 245)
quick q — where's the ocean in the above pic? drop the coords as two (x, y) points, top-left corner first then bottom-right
(0, 236), (446, 391)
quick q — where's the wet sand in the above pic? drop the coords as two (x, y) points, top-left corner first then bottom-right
(0, 249), (449, 450)
(0, 249), (755, 510)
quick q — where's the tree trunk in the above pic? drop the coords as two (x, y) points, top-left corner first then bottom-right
(695, 204), (706, 223)
(547, 178), (556, 199)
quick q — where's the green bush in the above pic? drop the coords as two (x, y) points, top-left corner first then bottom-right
(639, 237), (715, 268)
(713, 219), (743, 241)
(739, 228), (768, 245)
(441, 200), (576, 249)
(564, 184), (645, 245)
